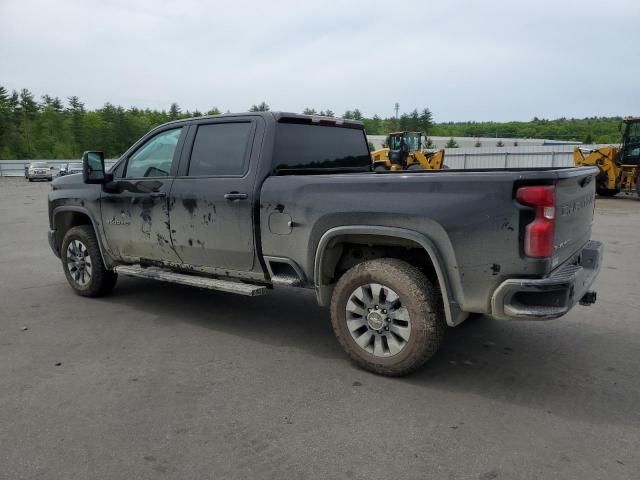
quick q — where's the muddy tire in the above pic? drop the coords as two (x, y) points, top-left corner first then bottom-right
(596, 185), (619, 197)
(330, 258), (445, 376)
(61, 225), (117, 297)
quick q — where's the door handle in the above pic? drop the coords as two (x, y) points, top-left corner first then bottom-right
(149, 191), (167, 198)
(224, 192), (248, 200)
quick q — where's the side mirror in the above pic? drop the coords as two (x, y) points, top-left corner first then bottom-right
(82, 151), (105, 184)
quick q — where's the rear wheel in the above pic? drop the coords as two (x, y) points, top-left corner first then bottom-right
(61, 225), (117, 297)
(330, 258), (445, 376)
(596, 185), (620, 197)
(373, 164), (390, 172)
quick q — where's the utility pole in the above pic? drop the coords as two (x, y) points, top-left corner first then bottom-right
(394, 102), (399, 119)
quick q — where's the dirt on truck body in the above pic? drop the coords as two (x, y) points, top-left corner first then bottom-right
(48, 112), (602, 376)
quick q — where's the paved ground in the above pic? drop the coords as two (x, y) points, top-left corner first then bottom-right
(0, 177), (638, 480)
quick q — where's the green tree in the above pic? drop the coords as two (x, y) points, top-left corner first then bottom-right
(207, 107), (221, 116)
(419, 108), (433, 133)
(303, 107), (317, 115)
(249, 101), (270, 112)
(496, 140), (504, 147)
(445, 138), (458, 148)
(168, 102), (182, 120)
(474, 139), (482, 147)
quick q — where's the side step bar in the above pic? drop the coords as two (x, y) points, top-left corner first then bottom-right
(114, 265), (268, 296)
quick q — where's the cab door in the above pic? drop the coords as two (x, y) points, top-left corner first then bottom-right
(168, 118), (261, 273)
(101, 126), (186, 263)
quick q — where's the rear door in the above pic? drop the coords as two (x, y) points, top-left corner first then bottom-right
(101, 126), (186, 263)
(168, 118), (262, 272)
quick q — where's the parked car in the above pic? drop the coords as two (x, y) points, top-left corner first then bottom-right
(65, 162), (83, 176)
(27, 162), (53, 181)
(47, 112), (602, 376)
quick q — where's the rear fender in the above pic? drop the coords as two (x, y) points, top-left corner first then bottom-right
(314, 225), (467, 327)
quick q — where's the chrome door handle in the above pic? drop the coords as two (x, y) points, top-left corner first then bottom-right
(149, 191), (167, 198)
(224, 192), (248, 200)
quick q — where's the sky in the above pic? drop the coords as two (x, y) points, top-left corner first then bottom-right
(1, 0), (639, 122)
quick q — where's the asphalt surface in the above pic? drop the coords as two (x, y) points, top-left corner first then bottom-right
(0, 177), (638, 480)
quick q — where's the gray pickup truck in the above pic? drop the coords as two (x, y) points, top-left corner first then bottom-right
(48, 112), (602, 376)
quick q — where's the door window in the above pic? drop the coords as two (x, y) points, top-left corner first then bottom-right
(125, 128), (182, 178)
(188, 123), (252, 176)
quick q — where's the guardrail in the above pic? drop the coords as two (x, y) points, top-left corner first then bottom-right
(1, 145), (606, 177)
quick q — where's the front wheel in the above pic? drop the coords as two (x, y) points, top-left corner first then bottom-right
(61, 225), (117, 297)
(330, 258), (445, 376)
(406, 163), (424, 170)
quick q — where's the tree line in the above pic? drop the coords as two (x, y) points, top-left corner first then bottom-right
(0, 85), (624, 160)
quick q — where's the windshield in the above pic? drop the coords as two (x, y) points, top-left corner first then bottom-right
(32, 162), (48, 168)
(388, 133), (421, 151)
(404, 134), (421, 151)
(622, 121), (640, 164)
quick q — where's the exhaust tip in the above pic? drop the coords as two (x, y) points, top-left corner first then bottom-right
(579, 290), (597, 306)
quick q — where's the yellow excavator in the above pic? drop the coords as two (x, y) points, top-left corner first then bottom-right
(573, 116), (640, 196)
(371, 132), (445, 171)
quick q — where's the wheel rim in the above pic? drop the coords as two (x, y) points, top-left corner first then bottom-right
(66, 239), (92, 286)
(345, 283), (411, 357)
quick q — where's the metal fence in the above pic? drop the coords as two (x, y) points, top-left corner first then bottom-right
(440, 145), (582, 169)
(0, 160), (118, 177)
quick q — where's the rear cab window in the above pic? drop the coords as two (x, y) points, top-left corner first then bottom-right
(187, 122), (253, 176)
(273, 121), (371, 174)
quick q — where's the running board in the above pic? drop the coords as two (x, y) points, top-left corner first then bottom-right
(114, 265), (268, 296)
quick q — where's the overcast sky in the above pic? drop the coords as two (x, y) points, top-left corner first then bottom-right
(1, 0), (639, 121)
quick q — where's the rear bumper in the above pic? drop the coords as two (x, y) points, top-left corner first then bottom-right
(491, 240), (602, 320)
(48, 230), (60, 258)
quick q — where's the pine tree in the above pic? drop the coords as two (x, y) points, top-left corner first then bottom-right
(168, 103), (182, 120)
(419, 108), (433, 133)
(303, 107), (317, 115)
(445, 138), (458, 148)
(249, 101), (269, 112)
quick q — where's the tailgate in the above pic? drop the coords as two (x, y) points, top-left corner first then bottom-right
(553, 167), (598, 268)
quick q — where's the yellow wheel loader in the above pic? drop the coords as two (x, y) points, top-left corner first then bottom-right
(371, 132), (445, 171)
(573, 117), (640, 197)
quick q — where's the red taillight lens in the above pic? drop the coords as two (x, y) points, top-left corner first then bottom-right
(516, 185), (556, 258)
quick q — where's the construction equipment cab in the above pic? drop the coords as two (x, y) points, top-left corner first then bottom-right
(371, 132), (445, 171)
(574, 116), (640, 196)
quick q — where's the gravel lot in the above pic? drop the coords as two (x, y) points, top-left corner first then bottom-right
(0, 177), (638, 480)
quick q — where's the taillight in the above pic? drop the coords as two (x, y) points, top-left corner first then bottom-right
(516, 185), (556, 258)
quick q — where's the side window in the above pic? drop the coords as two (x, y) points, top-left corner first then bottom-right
(188, 123), (252, 176)
(125, 128), (182, 178)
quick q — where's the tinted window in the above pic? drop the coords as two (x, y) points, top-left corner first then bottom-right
(273, 123), (370, 172)
(188, 123), (252, 176)
(126, 128), (182, 178)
